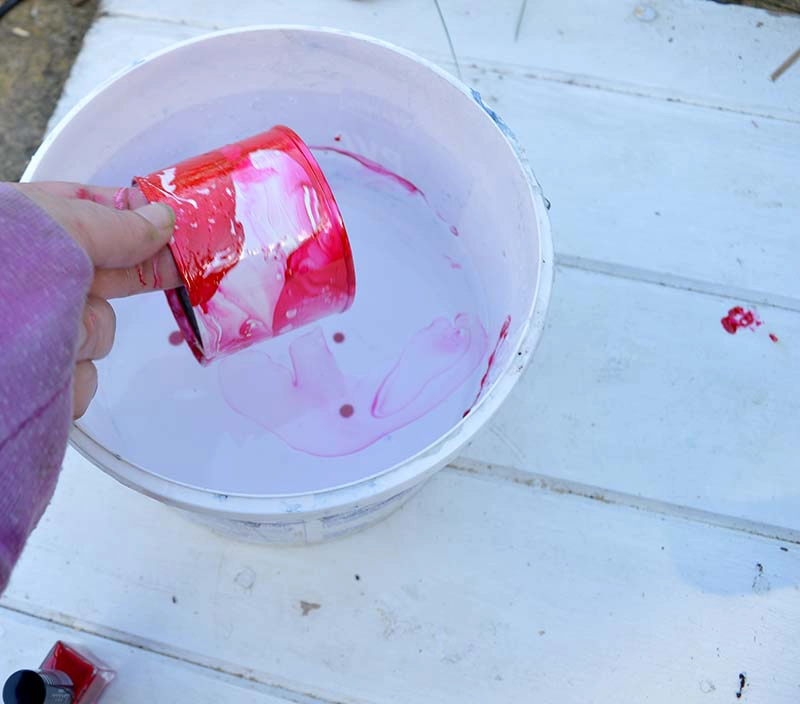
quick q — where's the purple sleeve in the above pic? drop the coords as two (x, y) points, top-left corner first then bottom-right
(0, 184), (92, 593)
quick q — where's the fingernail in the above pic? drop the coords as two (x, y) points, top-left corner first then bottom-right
(77, 320), (88, 352)
(136, 202), (176, 236)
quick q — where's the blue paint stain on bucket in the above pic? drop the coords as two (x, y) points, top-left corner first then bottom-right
(471, 88), (550, 210)
(470, 89), (514, 140)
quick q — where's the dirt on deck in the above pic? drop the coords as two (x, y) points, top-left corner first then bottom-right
(714, 0), (800, 13)
(0, 0), (98, 180)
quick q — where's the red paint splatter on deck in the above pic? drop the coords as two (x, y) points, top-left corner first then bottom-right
(333, 332), (345, 343)
(334, 134), (342, 142)
(463, 315), (512, 417)
(339, 403), (355, 418)
(444, 255), (462, 270)
(449, 225), (460, 237)
(769, 333), (779, 343)
(721, 306), (762, 334)
(136, 264), (147, 287)
(168, 330), (184, 346)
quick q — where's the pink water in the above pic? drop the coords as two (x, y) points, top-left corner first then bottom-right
(89, 138), (495, 491)
(220, 314), (487, 456)
(311, 146), (460, 236)
(215, 144), (490, 457)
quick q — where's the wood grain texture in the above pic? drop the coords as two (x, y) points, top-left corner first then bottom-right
(5, 459), (800, 704)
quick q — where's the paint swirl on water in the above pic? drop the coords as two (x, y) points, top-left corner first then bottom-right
(219, 315), (488, 456)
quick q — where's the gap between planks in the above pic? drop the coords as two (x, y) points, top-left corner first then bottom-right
(556, 255), (800, 313)
(0, 602), (362, 704)
(3, 459), (797, 701)
(447, 458), (800, 545)
(97, 9), (800, 125)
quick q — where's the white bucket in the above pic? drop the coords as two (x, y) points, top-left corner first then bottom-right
(25, 27), (553, 543)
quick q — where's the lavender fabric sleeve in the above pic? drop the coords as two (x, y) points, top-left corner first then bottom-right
(0, 184), (92, 594)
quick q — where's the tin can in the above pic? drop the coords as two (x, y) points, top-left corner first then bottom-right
(134, 126), (355, 364)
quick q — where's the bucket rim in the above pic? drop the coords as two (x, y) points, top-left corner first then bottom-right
(27, 25), (554, 519)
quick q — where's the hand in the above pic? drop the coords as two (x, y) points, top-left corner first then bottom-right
(13, 182), (182, 418)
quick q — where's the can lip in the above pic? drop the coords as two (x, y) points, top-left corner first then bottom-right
(277, 125), (357, 312)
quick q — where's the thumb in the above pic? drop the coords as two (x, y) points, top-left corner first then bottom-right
(15, 182), (176, 268)
(69, 201), (176, 268)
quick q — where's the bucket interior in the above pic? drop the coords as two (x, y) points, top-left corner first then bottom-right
(30, 29), (542, 495)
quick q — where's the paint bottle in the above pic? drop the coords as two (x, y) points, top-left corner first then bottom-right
(2, 642), (114, 704)
(130, 125), (355, 364)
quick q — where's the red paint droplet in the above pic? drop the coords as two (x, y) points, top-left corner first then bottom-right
(75, 188), (91, 201)
(339, 403), (354, 418)
(721, 306), (761, 334)
(168, 330), (184, 346)
(463, 315), (512, 416)
(450, 225), (460, 237)
(333, 332), (345, 343)
(334, 134), (342, 142)
(769, 333), (779, 343)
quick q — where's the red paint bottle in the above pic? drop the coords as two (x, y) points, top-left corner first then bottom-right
(3, 642), (114, 704)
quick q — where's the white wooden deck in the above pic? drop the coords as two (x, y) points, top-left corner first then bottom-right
(3, 2), (800, 702)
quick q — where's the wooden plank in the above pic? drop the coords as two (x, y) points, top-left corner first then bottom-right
(100, 0), (452, 63)
(101, 0), (800, 119)
(464, 66), (800, 303)
(4, 458), (800, 703)
(0, 609), (305, 704)
(464, 265), (800, 530)
(438, 0), (800, 120)
(52, 16), (800, 304)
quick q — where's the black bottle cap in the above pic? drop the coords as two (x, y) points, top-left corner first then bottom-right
(2, 670), (72, 704)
